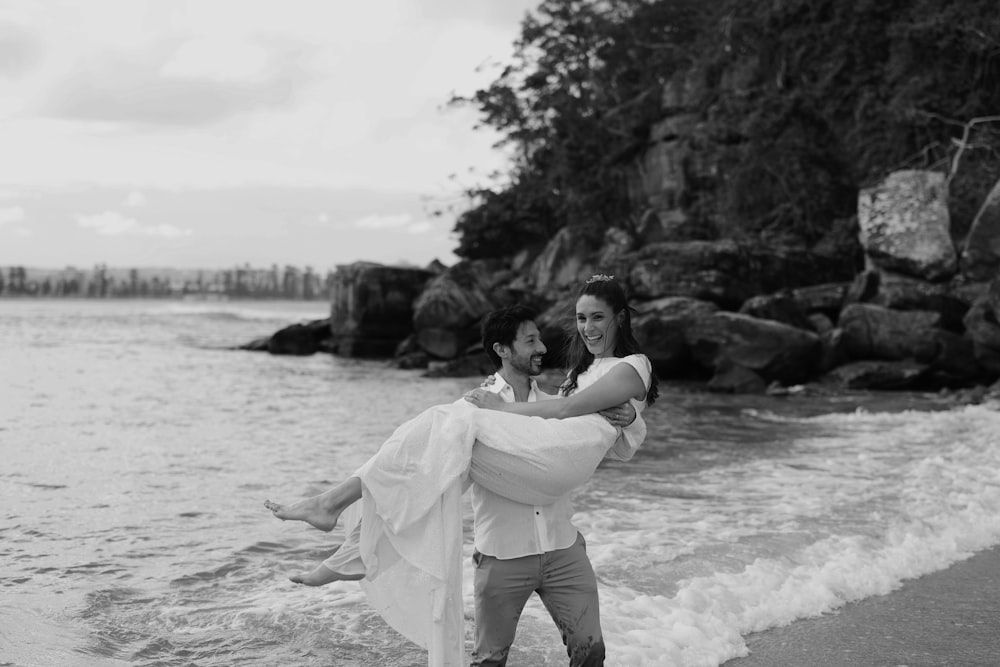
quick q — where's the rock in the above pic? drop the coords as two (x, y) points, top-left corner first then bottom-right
(822, 359), (928, 390)
(738, 290), (813, 330)
(685, 312), (821, 385)
(707, 360), (767, 394)
(839, 303), (942, 362)
(237, 336), (270, 352)
(535, 296), (578, 369)
(423, 352), (495, 378)
(595, 227), (637, 268)
(527, 227), (595, 293)
(396, 351), (430, 370)
(330, 262), (433, 357)
(632, 296), (719, 376)
(790, 282), (849, 318)
(925, 330), (985, 386)
(857, 170), (957, 281)
(413, 259), (516, 359)
(867, 270), (969, 331)
(267, 319), (331, 356)
(635, 208), (709, 245)
(817, 327), (850, 373)
(844, 269), (881, 306)
(960, 177), (1000, 281)
(628, 240), (748, 306)
(962, 286), (1000, 375)
(627, 240), (851, 309)
(810, 215), (864, 268)
(808, 313), (835, 335)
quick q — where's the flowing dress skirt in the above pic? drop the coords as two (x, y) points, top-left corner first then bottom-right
(331, 399), (617, 666)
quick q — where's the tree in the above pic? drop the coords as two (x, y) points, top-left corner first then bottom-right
(452, 0), (1000, 257)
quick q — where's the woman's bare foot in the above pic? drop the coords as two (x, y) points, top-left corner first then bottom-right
(265, 477), (362, 532)
(264, 495), (343, 532)
(290, 563), (364, 586)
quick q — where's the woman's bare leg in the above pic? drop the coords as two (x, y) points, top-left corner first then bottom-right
(265, 477), (362, 532)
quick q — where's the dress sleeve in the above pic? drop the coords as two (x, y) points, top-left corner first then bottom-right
(624, 354), (652, 394)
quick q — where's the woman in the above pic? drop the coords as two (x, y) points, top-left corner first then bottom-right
(266, 275), (659, 665)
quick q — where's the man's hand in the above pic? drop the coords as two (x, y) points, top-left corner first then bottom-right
(598, 401), (636, 428)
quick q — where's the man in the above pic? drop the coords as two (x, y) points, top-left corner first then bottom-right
(470, 305), (645, 667)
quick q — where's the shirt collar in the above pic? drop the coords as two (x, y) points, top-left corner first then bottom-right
(490, 370), (537, 400)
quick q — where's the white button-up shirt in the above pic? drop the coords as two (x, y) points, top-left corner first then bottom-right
(470, 372), (581, 559)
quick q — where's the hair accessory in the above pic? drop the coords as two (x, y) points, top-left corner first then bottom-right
(585, 274), (615, 284)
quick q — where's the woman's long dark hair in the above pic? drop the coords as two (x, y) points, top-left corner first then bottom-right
(560, 277), (659, 405)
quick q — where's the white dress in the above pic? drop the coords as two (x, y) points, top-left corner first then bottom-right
(328, 354), (652, 666)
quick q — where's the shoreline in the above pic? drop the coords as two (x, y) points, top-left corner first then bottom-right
(723, 545), (1000, 666)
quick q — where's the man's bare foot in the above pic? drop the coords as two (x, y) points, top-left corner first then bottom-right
(264, 495), (343, 532)
(290, 563), (364, 586)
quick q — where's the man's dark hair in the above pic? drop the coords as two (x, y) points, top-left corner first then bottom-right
(481, 305), (537, 369)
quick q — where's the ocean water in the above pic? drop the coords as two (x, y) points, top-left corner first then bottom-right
(3, 298), (1000, 667)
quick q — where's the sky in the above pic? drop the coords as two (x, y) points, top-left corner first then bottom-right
(0, 0), (537, 270)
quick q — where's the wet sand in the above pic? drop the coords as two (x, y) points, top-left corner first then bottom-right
(723, 545), (1000, 667)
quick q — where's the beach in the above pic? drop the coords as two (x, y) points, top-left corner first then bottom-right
(4, 299), (1000, 666)
(725, 545), (1000, 667)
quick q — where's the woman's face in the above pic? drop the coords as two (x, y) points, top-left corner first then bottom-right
(576, 295), (618, 358)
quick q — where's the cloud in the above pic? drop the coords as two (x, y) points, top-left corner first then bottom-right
(143, 223), (192, 238)
(351, 213), (435, 235)
(123, 191), (146, 207)
(42, 45), (305, 127)
(77, 210), (138, 235)
(353, 213), (414, 230)
(0, 206), (25, 226)
(76, 209), (192, 237)
(161, 37), (274, 84)
(0, 21), (42, 77)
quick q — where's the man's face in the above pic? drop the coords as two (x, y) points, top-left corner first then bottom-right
(505, 320), (546, 376)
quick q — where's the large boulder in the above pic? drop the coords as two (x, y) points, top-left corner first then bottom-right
(267, 319), (332, 356)
(960, 177), (1000, 281)
(962, 277), (1000, 375)
(738, 290), (814, 331)
(413, 259), (517, 359)
(839, 302), (942, 361)
(863, 270), (970, 331)
(524, 227), (595, 294)
(857, 170), (957, 281)
(790, 282), (849, 319)
(628, 240), (748, 306)
(684, 312), (822, 385)
(632, 296), (719, 376)
(330, 262), (433, 357)
(822, 359), (929, 390)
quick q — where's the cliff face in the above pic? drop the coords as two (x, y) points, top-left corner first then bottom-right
(329, 263), (434, 357)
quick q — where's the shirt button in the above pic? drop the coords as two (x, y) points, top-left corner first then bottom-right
(535, 511), (540, 515)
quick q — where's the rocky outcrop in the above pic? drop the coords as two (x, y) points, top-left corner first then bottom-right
(329, 262), (434, 357)
(243, 167), (1000, 396)
(685, 312), (822, 386)
(632, 296), (718, 375)
(960, 178), (1000, 281)
(963, 276), (1000, 374)
(626, 241), (851, 309)
(839, 303), (943, 362)
(857, 170), (957, 281)
(413, 259), (519, 359)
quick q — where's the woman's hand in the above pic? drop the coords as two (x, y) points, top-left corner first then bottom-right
(463, 388), (505, 410)
(597, 402), (636, 427)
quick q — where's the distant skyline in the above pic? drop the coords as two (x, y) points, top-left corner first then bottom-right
(0, 0), (537, 270)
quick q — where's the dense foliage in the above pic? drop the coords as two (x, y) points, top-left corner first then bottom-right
(452, 0), (1000, 259)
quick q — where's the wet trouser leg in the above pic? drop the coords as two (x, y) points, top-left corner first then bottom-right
(470, 533), (604, 667)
